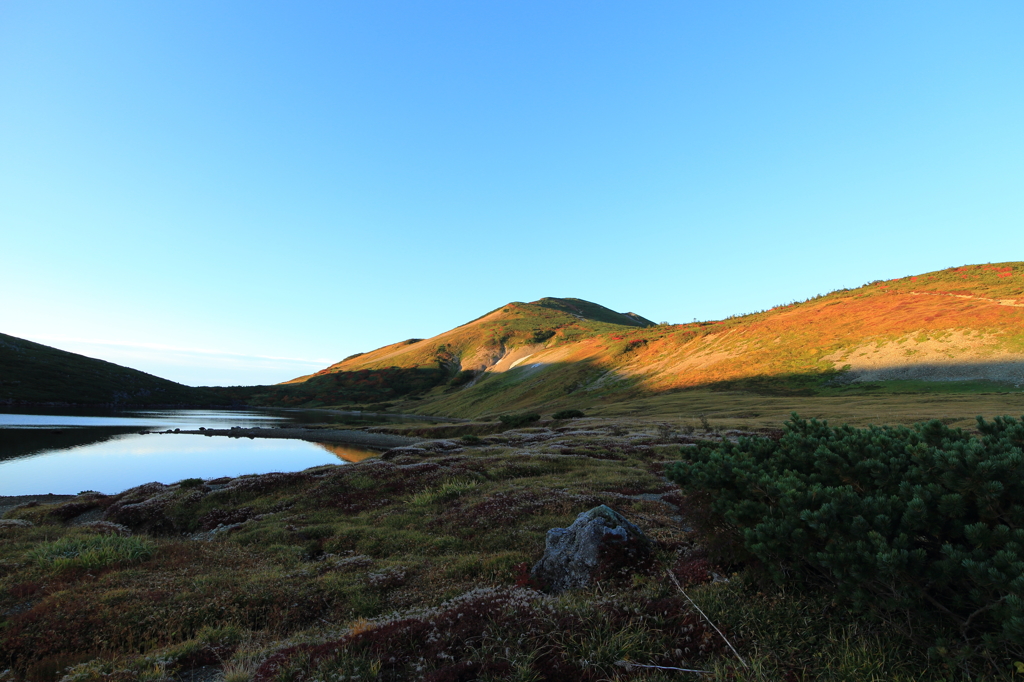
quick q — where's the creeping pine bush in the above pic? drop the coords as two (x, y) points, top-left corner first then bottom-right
(499, 412), (541, 428)
(667, 414), (1024, 653)
(553, 409), (586, 420)
(28, 535), (154, 572)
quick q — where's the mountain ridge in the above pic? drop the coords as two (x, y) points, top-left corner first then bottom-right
(0, 332), (228, 406)
(223, 262), (1024, 415)
(5, 263), (1023, 412)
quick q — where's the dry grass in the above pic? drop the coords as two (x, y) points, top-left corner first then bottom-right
(2, 415), (1019, 680)
(584, 387), (1024, 430)
(218, 263), (1024, 418)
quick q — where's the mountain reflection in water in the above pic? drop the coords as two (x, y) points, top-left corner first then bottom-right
(0, 426), (143, 464)
(314, 442), (380, 463)
(0, 409), (381, 495)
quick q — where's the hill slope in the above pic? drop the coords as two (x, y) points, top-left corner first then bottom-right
(222, 297), (653, 407)
(0, 333), (227, 406)
(222, 264), (1024, 416)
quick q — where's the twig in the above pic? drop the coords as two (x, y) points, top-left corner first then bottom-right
(610, 655), (708, 671)
(667, 569), (749, 669)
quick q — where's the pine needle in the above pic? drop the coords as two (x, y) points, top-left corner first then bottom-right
(667, 569), (749, 669)
(615, 659), (711, 674)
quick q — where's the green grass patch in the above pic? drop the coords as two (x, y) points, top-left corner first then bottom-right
(28, 535), (155, 573)
(409, 478), (479, 506)
(820, 378), (1024, 395)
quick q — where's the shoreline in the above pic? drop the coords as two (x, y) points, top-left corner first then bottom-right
(279, 407), (469, 423)
(0, 493), (76, 517)
(160, 426), (419, 449)
(1, 428), (420, 505)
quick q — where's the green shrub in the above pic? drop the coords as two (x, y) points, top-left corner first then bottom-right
(28, 535), (155, 572)
(532, 330), (555, 343)
(667, 414), (1024, 653)
(176, 477), (205, 488)
(196, 624), (244, 647)
(498, 412), (541, 429)
(552, 409), (585, 420)
(449, 370), (479, 387)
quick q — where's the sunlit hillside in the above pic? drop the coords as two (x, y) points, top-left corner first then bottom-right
(219, 264), (1024, 417)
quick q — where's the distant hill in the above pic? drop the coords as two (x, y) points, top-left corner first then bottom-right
(0, 333), (227, 406)
(219, 297), (654, 408)
(221, 265), (1024, 417)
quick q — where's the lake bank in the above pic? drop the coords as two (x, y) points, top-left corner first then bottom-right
(0, 408), (409, 496)
(0, 493), (75, 517)
(161, 426), (417, 449)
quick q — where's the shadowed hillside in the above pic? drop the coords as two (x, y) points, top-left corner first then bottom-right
(0, 333), (228, 406)
(219, 264), (1024, 417)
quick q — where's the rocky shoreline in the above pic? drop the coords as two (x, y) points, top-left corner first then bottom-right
(160, 426), (418, 449)
(0, 493), (75, 517)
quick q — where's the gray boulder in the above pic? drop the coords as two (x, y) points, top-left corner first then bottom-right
(531, 505), (651, 593)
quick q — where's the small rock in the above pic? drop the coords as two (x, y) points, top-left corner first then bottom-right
(411, 439), (461, 451)
(0, 519), (33, 528)
(80, 521), (131, 536)
(531, 505), (651, 593)
(380, 446), (428, 460)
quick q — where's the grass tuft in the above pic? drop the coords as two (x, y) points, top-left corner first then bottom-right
(410, 478), (479, 506)
(27, 534), (154, 572)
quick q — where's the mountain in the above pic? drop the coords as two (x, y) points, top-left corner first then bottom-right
(13, 264), (1019, 414)
(220, 297), (654, 408)
(0, 332), (227, 406)
(225, 265), (1024, 417)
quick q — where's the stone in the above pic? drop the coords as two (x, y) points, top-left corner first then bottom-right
(380, 446), (428, 460)
(412, 439), (462, 451)
(531, 505), (651, 593)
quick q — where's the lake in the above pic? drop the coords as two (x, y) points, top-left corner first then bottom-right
(0, 408), (392, 496)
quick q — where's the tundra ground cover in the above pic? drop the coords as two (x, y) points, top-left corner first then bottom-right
(0, 418), (1015, 681)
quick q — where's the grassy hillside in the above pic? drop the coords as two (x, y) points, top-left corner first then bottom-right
(219, 297), (653, 408)
(0, 333), (227, 406)
(219, 263), (1024, 417)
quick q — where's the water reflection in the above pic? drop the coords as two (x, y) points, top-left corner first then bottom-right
(0, 409), (382, 496)
(314, 442), (380, 463)
(0, 409), (288, 430)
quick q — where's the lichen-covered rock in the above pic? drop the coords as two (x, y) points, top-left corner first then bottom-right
(380, 446), (428, 460)
(531, 505), (651, 593)
(79, 520), (132, 536)
(412, 439), (462, 451)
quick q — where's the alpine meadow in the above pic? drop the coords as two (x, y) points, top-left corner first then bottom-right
(4, 3), (1024, 680)
(4, 263), (1024, 680)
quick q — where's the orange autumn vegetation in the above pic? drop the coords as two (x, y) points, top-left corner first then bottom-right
(226, 263), (1024, 417)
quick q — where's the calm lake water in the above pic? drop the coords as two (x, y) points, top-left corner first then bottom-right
(0, 408), (388, 496)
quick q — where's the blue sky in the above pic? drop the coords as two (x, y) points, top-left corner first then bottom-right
(2, 1), (1022, 386)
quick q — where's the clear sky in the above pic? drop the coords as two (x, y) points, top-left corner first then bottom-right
(2, 2), (1022, 387)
